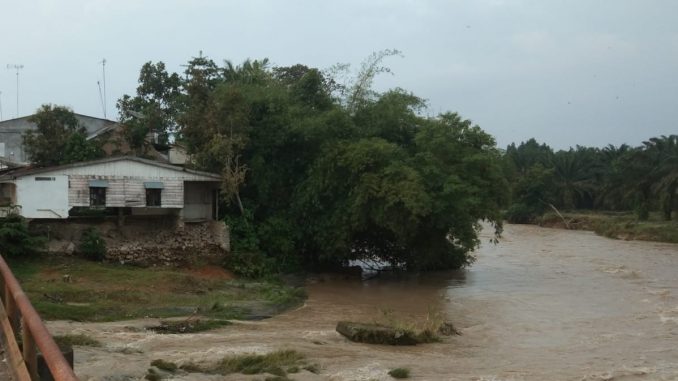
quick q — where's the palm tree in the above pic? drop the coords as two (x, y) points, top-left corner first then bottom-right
(223, 58), (271, 85)
(551, 148), (600, 209)
(596, 144), (632, 210)
(643, 135), (678, 220)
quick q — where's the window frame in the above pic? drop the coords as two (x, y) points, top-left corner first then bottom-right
(89, 186), (106, 207)
(145, 188), (162, 207)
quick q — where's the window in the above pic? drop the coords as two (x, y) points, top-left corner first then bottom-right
(144, 182), (164, 207)
(35, 176), (55, 181)
(146, 188), (162, 207)
(90, 187), (106, 207)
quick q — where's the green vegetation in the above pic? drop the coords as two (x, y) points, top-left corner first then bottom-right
(119, 51), (508, 272)
(389, 368), (411, 379)
(0, 213), (46, 257)
(336, 308), (453, 345)
(9, 256), (305, 322)
(144, 368), (162, 381)
(23, 104), (103, 166)
(149, 318), (231, 334)
(181, 349), (312, 378)
(539, 211), (678, 243)
(79, 227), (107, 261)
(504, 137), (678, 238)
(150, 359), (178, 372)
(53, 333), (101, 347)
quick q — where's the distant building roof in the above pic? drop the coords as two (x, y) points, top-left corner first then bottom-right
(0, 112), (117, 126)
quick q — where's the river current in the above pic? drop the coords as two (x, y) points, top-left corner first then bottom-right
(52, 224), (678, 380)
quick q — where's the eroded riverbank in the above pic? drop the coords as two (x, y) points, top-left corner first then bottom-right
(48, 224), (678, 380)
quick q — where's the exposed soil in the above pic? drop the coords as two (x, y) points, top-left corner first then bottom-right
(188, 265), (234, 280)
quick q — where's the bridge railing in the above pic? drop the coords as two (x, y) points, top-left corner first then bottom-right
(0, 254), (79, 381)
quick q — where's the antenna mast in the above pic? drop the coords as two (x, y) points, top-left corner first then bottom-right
(99, 58), (107, 118)
(97, 81), (105, 117)
(6, 64), (24, 118)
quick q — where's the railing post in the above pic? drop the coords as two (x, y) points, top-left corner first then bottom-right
(5, 284), (19, 334)
(0, 275), (6, 304)
(22, 319), (39, 380)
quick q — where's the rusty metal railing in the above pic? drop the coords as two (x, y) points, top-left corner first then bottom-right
(0, 255), (79, 381)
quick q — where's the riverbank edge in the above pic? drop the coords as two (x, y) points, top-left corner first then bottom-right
(535, 211), (678, 244)
(9, 255), (307, 323)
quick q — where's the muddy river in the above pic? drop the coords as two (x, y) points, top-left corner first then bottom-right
(49, 224), (678, 380)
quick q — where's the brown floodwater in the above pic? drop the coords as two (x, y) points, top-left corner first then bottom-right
(49, 224), (678, 380)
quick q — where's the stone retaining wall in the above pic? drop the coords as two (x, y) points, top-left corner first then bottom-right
(30, 216), (229, 266)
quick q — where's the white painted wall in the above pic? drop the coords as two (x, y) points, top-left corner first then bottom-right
(15, 175), (69, 218)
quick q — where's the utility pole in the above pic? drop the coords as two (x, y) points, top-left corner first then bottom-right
(0, 90), (3, 121)
(99, 58), (107, 119)
(6, 64), (24, 118)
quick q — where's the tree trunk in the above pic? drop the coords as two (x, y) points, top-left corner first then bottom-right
(235, 190), (245, 216)
(663, 187), (675, 221)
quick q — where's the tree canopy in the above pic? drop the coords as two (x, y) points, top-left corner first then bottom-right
(119, 51), (508, 271)
(23, 105), (103, 166)
(118, 51), (675, 273)
(503, 135), (678, 222)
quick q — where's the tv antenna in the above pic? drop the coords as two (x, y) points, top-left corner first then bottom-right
(99, 58), (107, 118)
(6, 64), (24, 118)
(97, 81), (105, 118)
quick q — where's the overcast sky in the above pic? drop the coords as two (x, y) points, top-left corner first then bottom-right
(1, 0), (676, 149)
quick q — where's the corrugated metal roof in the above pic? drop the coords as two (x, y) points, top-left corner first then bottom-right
(0, 156), (221, 181)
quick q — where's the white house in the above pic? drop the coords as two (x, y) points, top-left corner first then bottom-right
(0, 156), (221, 220)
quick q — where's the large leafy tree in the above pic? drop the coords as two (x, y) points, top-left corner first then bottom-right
(120, 53), (509, 271)
(23, 104), (102, 166)
(117, 61), (182, 149)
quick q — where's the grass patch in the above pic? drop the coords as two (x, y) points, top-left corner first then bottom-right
(145, 368), (162, 381)
(150, 359), (178, 372)
(539, 211), (678, 244)
(337, 308), (460, 345)
(149, 318), (231, 334)
(7, 256), (306, 322)
(181, 349), (313, 378)
(389, 367), (411, 379)
(53, 333), (101, 347)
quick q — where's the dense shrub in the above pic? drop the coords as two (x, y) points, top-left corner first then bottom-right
(79, 227), (107, 261)
(224, 251), (276, 279)
(0, 213), (46, 256)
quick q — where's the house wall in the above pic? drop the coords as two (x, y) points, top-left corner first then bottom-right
(4, 158), (220, 219)
(68, 175), (184, 208)
(168, 146), (188, 165)
(15, 175), (69, 218)
(99, 125), (132, 157)
(182, 181), (216, 220)
(0, 183), (16, 205)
